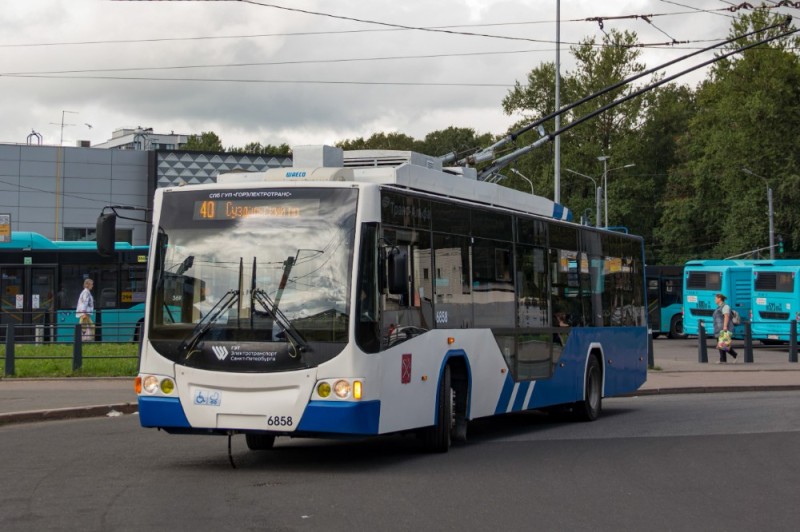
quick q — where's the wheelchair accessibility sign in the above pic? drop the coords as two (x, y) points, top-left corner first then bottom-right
(193, 389), (221, 407)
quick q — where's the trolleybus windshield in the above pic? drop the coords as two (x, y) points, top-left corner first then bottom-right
(148, 187), (358, 372)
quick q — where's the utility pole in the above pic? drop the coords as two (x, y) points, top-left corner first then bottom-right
(598, 156), (610, 227)
(742, 167), (775, 260)
(554, 0), (561, 204)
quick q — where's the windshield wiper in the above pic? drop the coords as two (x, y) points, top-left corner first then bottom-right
(252, 287), (309, 358)
(250, 255), (309, 356)
(178, 289), (239, 357)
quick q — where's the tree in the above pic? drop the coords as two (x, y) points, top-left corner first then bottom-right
(228, 142), (291, 155)
(337, 132), (420, 151)
(624, 83), (695, 262)
(419, 127), (494, 160)
(656, 11), (800, 262)
(502, 29), (650, 231)
(183, 131), (224, 152)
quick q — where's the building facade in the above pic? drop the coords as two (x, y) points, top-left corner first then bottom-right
(0, 143), (292, 246)
(93, 127), (190, 151)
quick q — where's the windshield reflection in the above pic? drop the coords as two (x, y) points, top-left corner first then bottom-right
(150, 189), (357, 361)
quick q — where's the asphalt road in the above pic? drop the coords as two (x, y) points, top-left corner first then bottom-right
(1, 391), (799, 531)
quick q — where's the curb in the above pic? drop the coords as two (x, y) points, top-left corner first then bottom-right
(0, 403), (138, 426)
(627, 385), (800, 396)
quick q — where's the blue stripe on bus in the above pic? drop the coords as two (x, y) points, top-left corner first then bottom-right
(297, 400), (381, 435)
(494, 374), (515, 414)
(552, 204), (564, 220)
(512, 380), (531, 412)
(138, 396), (190, 428)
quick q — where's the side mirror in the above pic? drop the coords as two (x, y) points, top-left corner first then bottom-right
(387, 249), (408, 295)
(96, 213), (117, 257)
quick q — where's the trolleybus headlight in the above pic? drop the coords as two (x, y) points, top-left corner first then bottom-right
(317, 382), (332, 398)
(334, 379), (351, 398)
(142, 375), (159, 394)
(160, 378), (175, 395)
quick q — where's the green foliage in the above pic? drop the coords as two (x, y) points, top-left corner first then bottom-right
(183, 131), (224, 152)
(420, 127), (494, 160)
(228, 142), (292, 155)
(502, 29), (654, 233)
(657, 10), (800, 262)
(335, 127), (495, 164)
(337, 132), (420, 151)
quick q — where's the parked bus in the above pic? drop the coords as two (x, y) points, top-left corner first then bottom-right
(751, 260), (800, 342)
(645, 265), (685, 338)
(106, 146), (647, 453)
(0, 231), (148, 342)
(682, 259), (752, 338)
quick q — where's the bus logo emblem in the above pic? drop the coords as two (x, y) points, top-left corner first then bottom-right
(401, 354), (412, 384)
(211, 346), (229, 360)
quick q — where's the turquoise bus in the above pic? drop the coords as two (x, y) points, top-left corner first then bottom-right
(646, 265), (685, 338)
(682, 260), (753, 338)
(751, 260), (800, 342)
(0, 232), (148, 343)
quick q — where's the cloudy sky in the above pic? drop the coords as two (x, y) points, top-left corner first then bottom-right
(1, 1), (794, 150)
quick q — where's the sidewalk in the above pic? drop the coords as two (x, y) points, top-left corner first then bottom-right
(1, 339), (799, 425)
(0, 378), (136, 425)
(640, 337), (800, 394)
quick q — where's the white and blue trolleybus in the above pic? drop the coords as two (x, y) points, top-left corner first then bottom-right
(102, 146), (647, 452)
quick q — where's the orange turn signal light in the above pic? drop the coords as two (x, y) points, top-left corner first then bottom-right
(447, 337), (455, 345)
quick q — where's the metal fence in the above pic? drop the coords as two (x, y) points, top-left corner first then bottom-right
(696, 320), (800, 363)
(3, 322), (140, 376)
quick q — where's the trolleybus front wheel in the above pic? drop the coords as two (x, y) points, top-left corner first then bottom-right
(245, 433), (276, 451)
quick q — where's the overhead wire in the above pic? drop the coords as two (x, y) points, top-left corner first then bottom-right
(6, 5), (798, 81)
(661, 0), (737, 19)
(7, 1), (779, 49)
(0, 73), (511, 87)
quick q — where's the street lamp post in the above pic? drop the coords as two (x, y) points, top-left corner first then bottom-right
(510, 168), (534, 195)
(597, 156), (635, 228)
(564, 168), (600, 227)
(742, 167), (775, 259)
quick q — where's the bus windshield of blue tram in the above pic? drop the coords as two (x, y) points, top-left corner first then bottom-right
(148, 187), (358, 372)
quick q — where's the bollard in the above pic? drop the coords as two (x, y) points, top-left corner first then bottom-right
(647, 328), (655, 369)
(790, 320), (798, 363)
(743, 321), (754, 364)
(5, 324), (15, 376)
(698, 321), (708, 363)
(73, 323), (83, 371)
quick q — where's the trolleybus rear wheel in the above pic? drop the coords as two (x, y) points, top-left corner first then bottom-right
(669, 315), (687, 339)
(575, 355), (602, 421)
(420, 365), (453, 453)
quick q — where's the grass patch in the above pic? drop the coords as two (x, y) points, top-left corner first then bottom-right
(0, 343), (138, 378)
